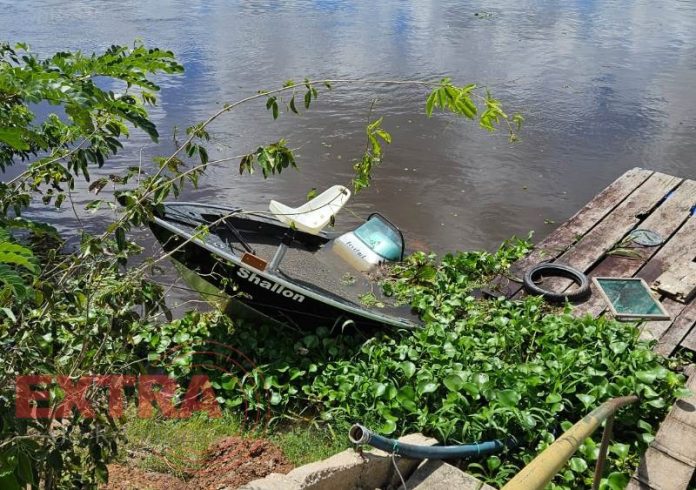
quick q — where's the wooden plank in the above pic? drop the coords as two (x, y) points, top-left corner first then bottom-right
(656, 262), (696, 303)
(653, 418), (696, 467)
(633, 447), (694, 490)
(679, 320), (696, 352)
(572, 179), (696, 318)
(641, 298), (685, 343)
(654, 301), (696, 356)
(638, 217), (696, 285)
(668, 365), (696, 428)
(556, 172), (682, 273)
(486, 168), (654, 297)
(514, 171), (681, 299)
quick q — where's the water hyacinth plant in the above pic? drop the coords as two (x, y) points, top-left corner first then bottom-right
(147, 238), (687, 489)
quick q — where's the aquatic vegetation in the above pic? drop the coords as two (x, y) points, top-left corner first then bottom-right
(175, 239), (687, 489)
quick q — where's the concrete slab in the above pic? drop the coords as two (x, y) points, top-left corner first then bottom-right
(239, 472), (301, 490)
(402, 460), (494, 490)
(240, 432), (438, 490)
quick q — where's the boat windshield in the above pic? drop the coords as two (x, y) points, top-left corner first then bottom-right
(353, 214), (404, 261)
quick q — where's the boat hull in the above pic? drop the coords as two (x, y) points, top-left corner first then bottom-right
(149, 214), (419, 331)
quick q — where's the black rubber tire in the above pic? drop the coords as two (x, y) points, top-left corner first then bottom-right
(522, 263), (591, 304)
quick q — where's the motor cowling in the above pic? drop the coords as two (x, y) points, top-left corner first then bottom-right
(331, 214), (404, 273)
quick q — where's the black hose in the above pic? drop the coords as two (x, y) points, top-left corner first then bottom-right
(348, 424), (512, 459)
(522, 263), (590, 304)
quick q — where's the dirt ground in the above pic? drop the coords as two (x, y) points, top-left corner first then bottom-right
(104, 437), (293, 490)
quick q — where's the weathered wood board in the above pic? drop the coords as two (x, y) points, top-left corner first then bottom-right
(655, 262), (696, 303)
(573, 179), (696, 318)
(641, 298), (687, 343)
(513, 171), (681, 299)
(638, 217), (696, 285)
(491, 168), (696, 357)
(555, 172), (681, 273)
(679, 323), (696, 352)
(485, 168), (654, 298)
(655, 302), (696, 356)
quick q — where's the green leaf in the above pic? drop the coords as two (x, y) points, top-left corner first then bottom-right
(520, 411), (537, 429)
(0, 452), (18, 477)
(396, 386), (418, 411)
(417, 380), (438, 395)
(379, 419), (397, 435)
(172, 332), (190, 343)
(609, 442), (630, 459)
(604, 472), (629, 490)
(0, 127), (30, 151)
(646, 398), (665, 408)
(115, 227), (126, 251)
(569, 457), (588, 473)
(497, 389), (521, 407)
(16, 452), (33, 486)
(0, 474), (21, 490)
(576, 393), (596, 408)
(0, 242), (39, 273)
(375, 129), (392, 144)
(640, 432), (655, 444)
(198, 146), (208, 165)
(486, 455), (501, 471)
(443, 373), (465, 392)
(473, 373), (489, 386)
(635, 370), (658, 384)
(1, 308), (16, 322)
(425, 92), (436, 117)
(289, 96), (299, 114)
(95, 463), (108, 483)
(400, 361), (416, 379)
(610, 342), (628, 354)
(461, 382), (479, 397)
(546, 393), (562, 404)
(675, 388), (694, 399)
(641, 385), (660, 399)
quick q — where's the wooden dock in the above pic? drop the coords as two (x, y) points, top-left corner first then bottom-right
(489, 168), (696, 489)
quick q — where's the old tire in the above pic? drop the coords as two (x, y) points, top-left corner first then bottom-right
(522, 263), (590, 304)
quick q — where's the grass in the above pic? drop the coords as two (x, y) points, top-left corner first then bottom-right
(268, 423), (350, 466)
(120, 411), (349, 477)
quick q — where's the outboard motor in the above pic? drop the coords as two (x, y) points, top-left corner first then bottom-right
(331, 213), (405, 273)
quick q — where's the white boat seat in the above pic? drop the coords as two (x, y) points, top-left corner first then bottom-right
(269, 185), (351, 234)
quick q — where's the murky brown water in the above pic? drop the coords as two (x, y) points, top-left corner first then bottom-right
(3, 0), (696, 255)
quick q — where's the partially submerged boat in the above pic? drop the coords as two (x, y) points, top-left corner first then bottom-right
(148, 185), (421, 330)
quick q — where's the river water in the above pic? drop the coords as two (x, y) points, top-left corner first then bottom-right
(2, 0), (696, 253)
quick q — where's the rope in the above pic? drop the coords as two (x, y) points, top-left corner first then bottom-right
(391, 452), (407, 490)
